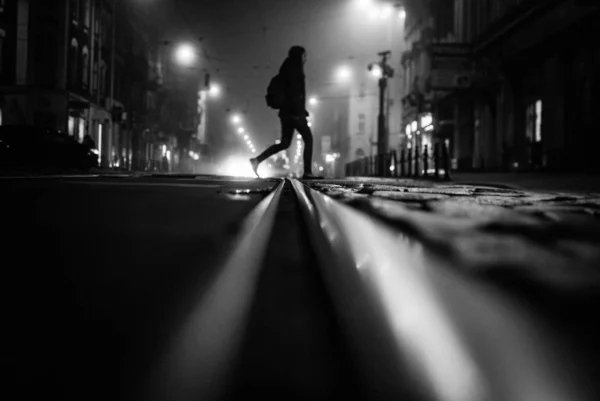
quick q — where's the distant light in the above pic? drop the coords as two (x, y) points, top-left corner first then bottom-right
(379, 4), (393, 19)
(335, 65), (352, 82)
(231, 114), (242, 125)
(308, 122), (312, 127)
(319, 166), (324, 172)
(411, 121), (418, 132)
(297, 134), (302, 139)
(420, 113), (433, 128)
(325, 154), (335, 163)
(244, 134), (249, 139)
(275, 139), (281, 144)
(390, 165), (395, 172)
(238, 127), (245, 134)
(208, 84), (221, 98)
(174, 43), (196, 67)
(370, 64), (383, 78)
(356, 0), (373, 8)
(399, 7), (406, 19)
(308, 97), (318, 106)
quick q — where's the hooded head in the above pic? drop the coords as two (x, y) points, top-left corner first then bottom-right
(288, 45), (307, 65)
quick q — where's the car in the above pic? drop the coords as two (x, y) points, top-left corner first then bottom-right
(0, 125), (98, 171)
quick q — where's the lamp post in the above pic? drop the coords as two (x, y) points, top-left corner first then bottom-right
(369, 50), (394, 176)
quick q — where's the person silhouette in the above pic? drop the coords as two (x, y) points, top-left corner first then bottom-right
(250, 46), (323, 179)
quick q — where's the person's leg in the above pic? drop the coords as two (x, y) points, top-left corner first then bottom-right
(295, 118), (315, 175)
(250, 118), (294, 176)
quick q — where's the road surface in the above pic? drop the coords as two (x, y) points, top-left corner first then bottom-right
(2, 173), (600, 401)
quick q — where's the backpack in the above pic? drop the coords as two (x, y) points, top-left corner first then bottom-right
(266, 74), (285, 109)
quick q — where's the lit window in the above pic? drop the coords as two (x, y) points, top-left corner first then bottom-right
(420, 113), (433, 128)
(79, 119), (86, 142)
(535, 100), (542, 143)
(68, 117), (75, 136)
(411, 121), (418, 132)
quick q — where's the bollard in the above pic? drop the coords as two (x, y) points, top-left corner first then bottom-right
(414, 145), (420, 177)
(442, 141), (452, 181)
(423, 145), (429, 178)
(434, 143), (440, 180)
(407, 148), (413, 177)
(400, 149), (406, 177)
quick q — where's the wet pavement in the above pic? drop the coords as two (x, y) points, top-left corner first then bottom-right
(3, 173), (600, 400)
(307, 178), (600, 290)
(1, 175), (279, 401)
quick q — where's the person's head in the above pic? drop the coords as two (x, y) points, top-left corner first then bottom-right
(288, 45), (307, 65)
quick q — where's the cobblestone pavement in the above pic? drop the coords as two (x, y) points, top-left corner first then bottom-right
(305, 179), (600, 294)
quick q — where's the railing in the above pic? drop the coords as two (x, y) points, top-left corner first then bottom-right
(345, 142), (452, 181)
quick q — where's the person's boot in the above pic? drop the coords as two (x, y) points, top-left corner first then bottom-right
(302, 172), (324, 180)
(249, 158), (260, 178)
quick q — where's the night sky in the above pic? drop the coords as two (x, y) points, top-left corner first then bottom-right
(144, 0), (406, 159)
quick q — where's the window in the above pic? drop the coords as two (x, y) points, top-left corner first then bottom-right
(70, 0), (79, 23)
(526, 99), (542, 143)
(81, 0), (91, 28)
(68, 117), (75, 136)
(69, 38), (79, 86)
(81, 46), (89, 86)
(535, 100), (542, 143)
(358, 113), (366, 135)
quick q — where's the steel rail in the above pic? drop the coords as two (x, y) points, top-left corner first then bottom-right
(290, 178), (590, 401)
(143, 179), (285, 401)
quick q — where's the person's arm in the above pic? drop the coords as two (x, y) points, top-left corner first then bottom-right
(289, 69), (305, 117)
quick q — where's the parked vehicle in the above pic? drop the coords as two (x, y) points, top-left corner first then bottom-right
(0, 125), (98, 171)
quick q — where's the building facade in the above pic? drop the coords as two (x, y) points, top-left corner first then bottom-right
(0, 0), (162, 170)
(401, 0), (600, 173)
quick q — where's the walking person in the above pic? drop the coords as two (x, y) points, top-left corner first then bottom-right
(250, 45), (323, 179)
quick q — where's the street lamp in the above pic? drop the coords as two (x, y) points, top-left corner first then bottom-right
(398, 7), (406, 19)
(379, 4), (393, 19)
(231, 114), (242, 125)
(238, 127), (245, 134)
(368, 51), (395, 176)
(335, 65), (353, 83)
(174, 43), (196, 67)
(208, 83), (221, 98)
(369, 64), (383, 78)
(308, 96), (318, 107)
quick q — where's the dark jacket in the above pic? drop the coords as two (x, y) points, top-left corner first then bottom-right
(278, 57), (307, 119)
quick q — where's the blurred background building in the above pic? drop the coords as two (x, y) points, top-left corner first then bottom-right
(399, 0), (600, 173)
(0, 0), (206, 173)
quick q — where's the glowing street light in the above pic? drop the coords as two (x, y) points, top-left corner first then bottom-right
(238, 127), (245, 134)
(335, 65), (353, 83)
(244, 134), (249, 140)
(369, 63), (383, 78)
(308, 96), (318, 107)
(231, 114), (242, 125)
(174, 43), (196, 67)
(379, 4), (393, 19)
(399, 7), (406, 19)
(208, 84), (221, 98)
